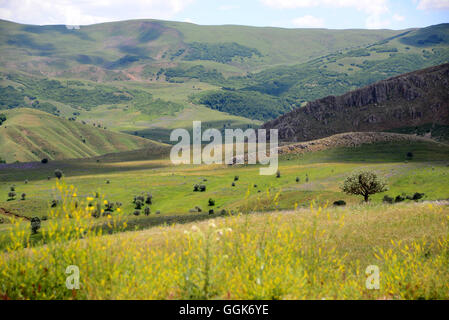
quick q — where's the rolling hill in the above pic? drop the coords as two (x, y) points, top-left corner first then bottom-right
(0, 108), (166, 163)
(0, 20), (448, 146)
(0, 18), (403, 76)
(262, 63), (449, 142)
(194, 24), (449, 120)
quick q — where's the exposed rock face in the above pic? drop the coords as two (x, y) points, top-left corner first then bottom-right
(262, 63), (449, 142)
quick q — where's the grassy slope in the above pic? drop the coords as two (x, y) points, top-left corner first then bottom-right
(164, 21), (402, 69)
(0, 18), (403, 74)
(2, 200), (448, 299)
(0, 108), (165, 162)
(1, 137), (448, 300)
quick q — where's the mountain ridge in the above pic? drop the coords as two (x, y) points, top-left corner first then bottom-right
(262, 63), (449, 142)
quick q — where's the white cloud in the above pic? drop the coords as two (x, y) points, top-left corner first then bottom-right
(417, 0), (449, 10)
(393, 13), (405, 21)
(261, 0), (391, 29)
(0, 0), (195, 25)
(292, 15), (325, 28)
(261, 0), (389, 14)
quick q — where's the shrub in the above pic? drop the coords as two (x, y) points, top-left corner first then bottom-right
(276, 170), (281, 178)
(199, 185), (206, 192)
(0, 217), (4, 224)
(209, 209), (215, 215)
(193, 184), (200, 192)
(24, 180), (28, 184)
(234, 176), (239, 181)
(333, 200), (346, 206)
(341, 170), (388, 202)
(0, 113), (6, 126)
(156, 210), (161, 215)
(254, 184), (258, 188)
(413, 193), (425, 201)
(41, 158), (48, 164)
(54, 169), (63, 180)
(145, 193), (153, 205)
(21, 193), (26, 201)
(51, 200), (58, 208)
(91, 211), (100, 218)
(30, 217), (41, 234)
(135, 200), (143, 210)
(406, 152), (414, 160)
(41, 216), (48, 221)
(144, 207), (151, 216)
(7, 192), (16, 201)
(383, 195), (394, 204)
(305, 174), (309, 183)
(104, 201), (114, 212)
(220, 209), (228, 215)
(232, 182), (236, 187)
(133, 210), (141, 216)
(106, 180), (110, 184)
(395, 195), (405, 203)
(296, 177), (300, 183)
(10, 186), (15, 192)
(208, 198), (215, 206)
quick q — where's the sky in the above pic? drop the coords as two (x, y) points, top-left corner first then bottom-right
(0, 0), (448, 29)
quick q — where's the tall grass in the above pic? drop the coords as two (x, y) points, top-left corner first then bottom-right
(0, 182), (448, 299)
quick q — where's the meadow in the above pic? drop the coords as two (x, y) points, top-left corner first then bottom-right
(0, 141), (448, 299)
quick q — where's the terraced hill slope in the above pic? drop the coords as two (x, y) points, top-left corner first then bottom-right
(0, 108), (165, 162)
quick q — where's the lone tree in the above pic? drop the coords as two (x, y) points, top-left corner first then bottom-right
(341, 170), (388, 202)
(30, 217), (41, 234)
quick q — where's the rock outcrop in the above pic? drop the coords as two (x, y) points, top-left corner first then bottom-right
(262, 63), (449, 142)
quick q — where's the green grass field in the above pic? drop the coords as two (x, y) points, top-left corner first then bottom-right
(1, 139), (449, 299)
(1, 140), (448, 222)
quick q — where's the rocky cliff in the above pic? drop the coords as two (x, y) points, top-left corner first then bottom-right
(262, 63), (449, 142)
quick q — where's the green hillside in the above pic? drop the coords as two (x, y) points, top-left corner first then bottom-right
(0, 108), (166, 163)
(193, 24), (449, 119)
(0, 19), (402, 76)
(0, 20), (448, 141)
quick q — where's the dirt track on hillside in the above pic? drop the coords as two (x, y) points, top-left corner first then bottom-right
(0, 208), (30, 221)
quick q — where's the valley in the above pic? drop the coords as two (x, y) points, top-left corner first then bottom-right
(0, 16), (448, 301)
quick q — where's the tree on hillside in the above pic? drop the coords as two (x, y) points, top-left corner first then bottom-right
(341, 170), (388, 202)
(0, 113), (6, 126)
